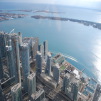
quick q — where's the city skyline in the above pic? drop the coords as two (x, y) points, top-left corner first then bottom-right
(0, 31), (101, 101)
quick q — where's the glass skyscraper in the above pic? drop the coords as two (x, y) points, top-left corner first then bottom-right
(43, 40), (48, 60)
(45, 52), (51, 76)
(27, 72), (36, 98)
(20, 44), (30, 92)
(53, 63), (60, 83)
(36, 51), (42, 75)
(11, 83), (22, 101)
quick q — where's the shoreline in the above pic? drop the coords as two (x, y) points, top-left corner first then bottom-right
(31, 15), (101, 30)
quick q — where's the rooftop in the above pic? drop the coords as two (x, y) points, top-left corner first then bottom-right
(47, 52), (51, 57)
(54, 63), (60, 69)
(37, 51), (42, 56)
(54, 54), (62, 60)
(28, 72), (36, 79)
(65, 70), (80, 83)
(11, 83), (21, 92)
(31, 89), (44, 100)
(40, 73), (57, 88)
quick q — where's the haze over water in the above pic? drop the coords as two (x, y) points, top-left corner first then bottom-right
(0, 2), (101, 83)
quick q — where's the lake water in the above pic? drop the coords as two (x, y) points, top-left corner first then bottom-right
(0, 2), (101, 83)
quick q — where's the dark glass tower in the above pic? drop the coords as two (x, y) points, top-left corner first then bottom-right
(43, 40), (48, 60)
(11, 83), (22, 101)
(6, 39), (15, 78)
(20, 44), (30, 92)
(45, 53), (51, 76)
(27, 72), (36, 98)
(0, 55), (3, 80)
(11, 34), (21, 83)
(36, 51), (42, 74)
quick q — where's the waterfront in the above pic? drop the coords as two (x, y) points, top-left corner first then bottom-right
(0, 3), (101, 82)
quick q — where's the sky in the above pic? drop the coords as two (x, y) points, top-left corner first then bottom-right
(0, 0), (101, 9)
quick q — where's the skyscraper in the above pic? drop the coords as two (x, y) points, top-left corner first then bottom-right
(62, 72), (79, 101)
(31, 38), (39, 59)
(98, 95), (101, 101)
(0, 32), (7, 80)
(0, 32), (21, 82)
(18, 32), (22, 45)
(20, 44), (30, 92)
(22, 37), (39, 60)
(72, 83), (78, 101)
(6, 39), (15, 78)
(11, 83), (22, 101)
(0, 83), (4, 101)
(93, 84), (101, 101)
(0, 32), (7, 58)
(11, 34), (21, 83)
(43, 40), (48, 60)
(53, 63), (60, 83)
(0, 55), (3, 80)
(36, 51), (42, 74)
(27, 72), (36, 97)
(38, 44), (44, 59)
(22, 37), (32, 58)
(45, 52), (51, 76)
(62, 75), (70, 92)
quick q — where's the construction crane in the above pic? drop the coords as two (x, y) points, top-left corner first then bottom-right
(9, 28), (15, 34)
(81, 68), (85, 72)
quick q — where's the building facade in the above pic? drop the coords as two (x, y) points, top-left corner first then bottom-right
(20, 44), (30, 92)
(11, 34), (21, 83)
(38, 44), (44, 60)
(31, 89), (45, 101)
(11, 83), (22, 101)
(93, 84), (101, 101)
(27, 72), (36, 97)
(43, 40), (48, 60)
(0, 55), (3, 80)
(53, 63), (60, 83)
(36, 51), (42, 74)
(6, 39), (15, 78)
(45, 53), (51, 76)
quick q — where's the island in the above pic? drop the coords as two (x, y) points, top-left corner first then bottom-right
(0, 13), (27, 21)
(0, 9), (64, 13)
(33, 10), (64, 14)
(31, 15), (101, 30)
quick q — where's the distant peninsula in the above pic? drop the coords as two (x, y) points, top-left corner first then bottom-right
(31, 15), (101, 30)
(0, 10), (64, 13)
(0, 13), (27, 22)
(33, 10), (64, 14)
